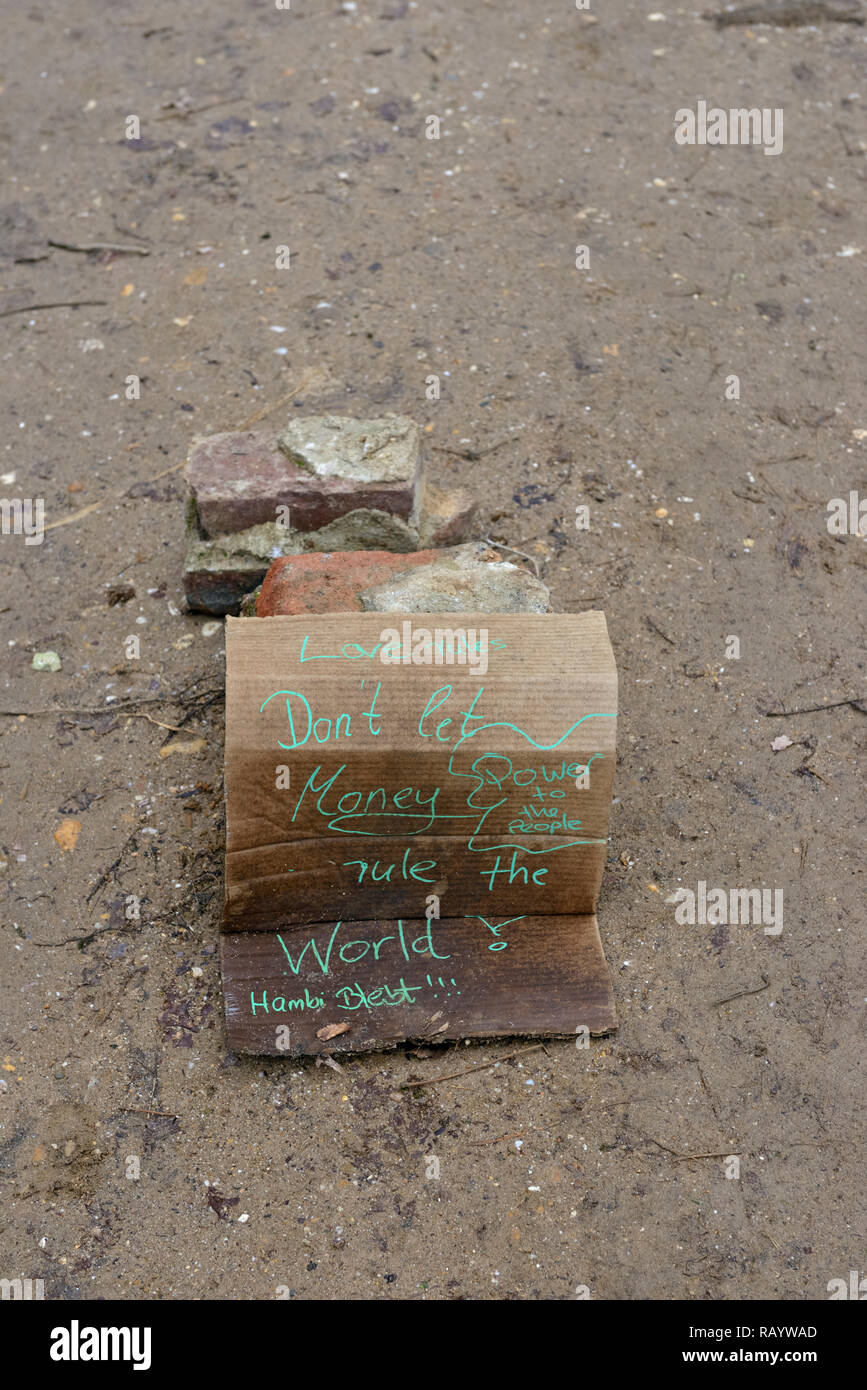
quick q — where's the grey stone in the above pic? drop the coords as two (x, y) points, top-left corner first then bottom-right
(298, 507), (418, 553)
(359, 542), (550, 614)
(278, 413), (421, 485)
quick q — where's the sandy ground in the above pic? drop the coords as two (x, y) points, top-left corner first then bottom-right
(1, 0), (865, 1301)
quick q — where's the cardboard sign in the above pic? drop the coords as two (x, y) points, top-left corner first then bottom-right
(221, 611), (618, 1053)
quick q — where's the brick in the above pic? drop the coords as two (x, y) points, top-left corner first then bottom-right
(186, 431), (295, 537)
(186, 415), (422, 538)
(295, 507), (417, 553)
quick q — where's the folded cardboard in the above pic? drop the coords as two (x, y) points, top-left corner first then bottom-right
(221, 611), (618, 1052)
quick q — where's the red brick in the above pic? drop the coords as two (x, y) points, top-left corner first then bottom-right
(256, 550), (443, 617)
(186, 429), (417, 537)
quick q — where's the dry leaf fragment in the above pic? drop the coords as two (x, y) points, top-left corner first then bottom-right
(316, 1022), (350, 1041)
(54, 818), (82, 853)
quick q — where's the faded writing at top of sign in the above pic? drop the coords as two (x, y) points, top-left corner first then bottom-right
(296, 631), (507, 668)
(379, 623), (491, 676)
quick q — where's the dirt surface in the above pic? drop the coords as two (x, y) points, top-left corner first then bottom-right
(1, 0), (865, 1301)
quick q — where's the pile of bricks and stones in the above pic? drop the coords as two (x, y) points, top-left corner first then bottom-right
(184, 413), (551, 619)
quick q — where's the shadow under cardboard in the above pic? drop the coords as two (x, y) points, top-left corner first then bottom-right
(221, 913), (617, 1055)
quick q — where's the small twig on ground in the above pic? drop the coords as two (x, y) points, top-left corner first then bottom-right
(834, 122), (860, 157)
(0, 686), (223, 719)
(671, 1150), (734, 1161)
(399, 1043), (544, 1089)
(156, 96), (244, 122)
(763, 696), (867, 717)
(713, 973), (770, 1008)
(118, 1107), (178, 1118)
(87, 830), (139, 905)
(235, 388), (304, 431)
(643, 1137), (685, 1157)
(34, 923), (127, 949)
(47, 240), (150, 256)
(432, 432), (522, 462)
(233, 366), (329, 430)
(757, 453), (809, 468)
(82, 966), (147, 1037)
(684, 150), (711, 184)
(644, 1136), (732, 1161)
(0, 300), (108, 319)
(480, 537), (540, 578)
(645, 615), (676, 645)
(127, 711), (185, 732)
(315, 1053), (344, 1074)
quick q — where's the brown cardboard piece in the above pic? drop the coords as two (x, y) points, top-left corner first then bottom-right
(221, 612), (618, 1053)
